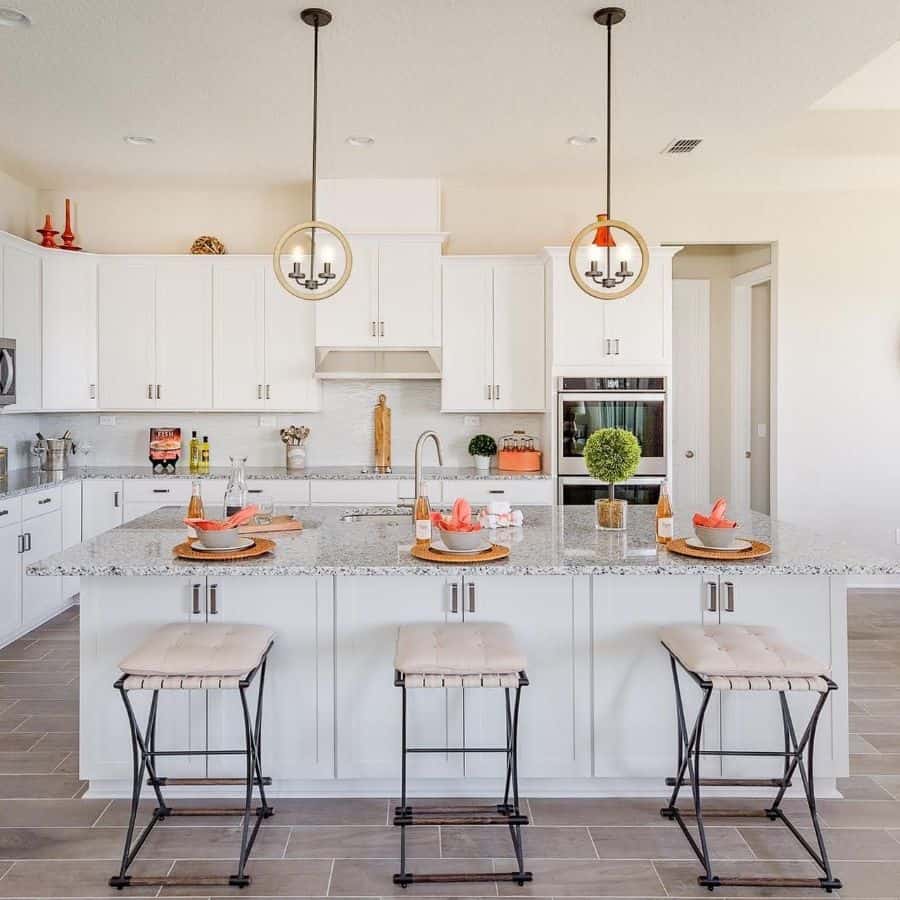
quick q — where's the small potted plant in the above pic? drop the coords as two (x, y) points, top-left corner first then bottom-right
(468, 434), (497, 472)
(583, 427), (641, 530)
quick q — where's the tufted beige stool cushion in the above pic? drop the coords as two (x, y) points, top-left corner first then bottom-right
(395, 622), (527, 688)
(660, 624), (830, 692)
(119, 623), (274, 690)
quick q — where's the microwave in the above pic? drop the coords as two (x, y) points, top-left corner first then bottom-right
(0, 339), (15, 407)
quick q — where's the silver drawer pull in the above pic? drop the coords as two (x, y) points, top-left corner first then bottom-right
(38, 497), (52, 505)
(488, 489), (505, 494)
(152, 488), (170, 494)
(724, 581), (735, 613)
(209, 583), (219, 615)
(0, 509), (8, 517)
(450, 583), (459, 614)
(191, 583), (202, 616)
(468, 582), (476, 613)
(706, 581), (718, 613)
(248, 489), (264, 494)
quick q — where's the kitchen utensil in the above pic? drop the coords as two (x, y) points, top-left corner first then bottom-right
(410, 543), (510, 564)
(190, 537), (255, 553)
(173, 537), (275, 562)
(693, 523), (743, 549)
(665, 538), (772, 561)
(685, 536), (752, 553)
(238, 515), (303, 535)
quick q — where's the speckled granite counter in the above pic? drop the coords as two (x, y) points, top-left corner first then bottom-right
(0, 467), (83, 499)
(27, 504), (900, 577)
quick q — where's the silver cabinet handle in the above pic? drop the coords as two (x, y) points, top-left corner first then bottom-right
(614, 339), (620, 355)
(152, 488), (170, 494)
(156, 384), (161, 400)
(450, 582), (459, 614)
(371, 321), (377, 337)
(208, 583), (219, 615)
(265, 384), (271, 400)
(604, 339), (611, 355)
(487, 384), (492, 401)
(257, 384), (263, 400)
(16, 534), (24, 554)
(89, 383), (96, 399)
(745, 450), (752, 459)
(38, 497), (52, 505)
(247, 488), (264, 494)
(468, 582), (476, 614)
(191, 583), (202, 616)
(113, 490), (120, 509)
(724, 581), (735, 613)
(685, 450), (695, 459)
(379, 321), (385, 337)
(495, 384), (500, 401)
(488, 489), (505, 494)
(147, 383), (154, 400)
(24, 532), (31, 553)
(706, 581), (718, 613)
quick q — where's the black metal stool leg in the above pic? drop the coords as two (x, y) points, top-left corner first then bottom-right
(395, 682), (410, 887)
(508, 683), (530, 885)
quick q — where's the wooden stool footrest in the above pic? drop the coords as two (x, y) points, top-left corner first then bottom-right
(395, 812), (529, 826)
(677, 807), (774, 818)
(162, 806), (271, 817)
(393, 872), (533, 885)
(151, 776), (272, 786)
(700, 875), (841, 889)
(665, 777), (791, 788)
(110, 875), (245, 888)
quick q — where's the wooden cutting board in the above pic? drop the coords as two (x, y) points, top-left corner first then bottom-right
(238, 515), (303, 535)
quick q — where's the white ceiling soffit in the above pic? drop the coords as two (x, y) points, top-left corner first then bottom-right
(1, 0), (899, 188)
(813, 40), (900, 109)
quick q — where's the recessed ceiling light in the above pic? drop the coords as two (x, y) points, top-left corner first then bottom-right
(123, 135), (156, 146)
(346, 135), (375, 147)
(0, 7), (31, 27)
(567, 135), (598, 147)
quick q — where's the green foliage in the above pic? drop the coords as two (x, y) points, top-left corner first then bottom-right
(583, 428), (641, 484)
(468, 434), (498, 457)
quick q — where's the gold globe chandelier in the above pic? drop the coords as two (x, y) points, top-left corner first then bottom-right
(272, 8), (352, 301)
(569, 8), (648, 301)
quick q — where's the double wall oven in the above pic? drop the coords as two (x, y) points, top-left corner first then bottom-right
(557, 376), (667, 505)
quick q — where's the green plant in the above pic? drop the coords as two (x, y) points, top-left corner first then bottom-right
(468, 434), (498, 457)
(583, 428), (641, 500)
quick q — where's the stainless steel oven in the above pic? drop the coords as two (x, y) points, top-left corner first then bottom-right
(558, 475), (665, 506)
(0, 338), (15, 407)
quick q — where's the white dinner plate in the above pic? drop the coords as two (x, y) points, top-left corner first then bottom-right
(429, 538), (493, 555)
(685, 536), (752, 553)
(190, 537), (255, 553)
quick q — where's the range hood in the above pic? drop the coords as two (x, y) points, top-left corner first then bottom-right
(314, 348), (441, 380)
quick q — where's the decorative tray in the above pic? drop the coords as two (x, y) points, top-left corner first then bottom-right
(410, 543), (510, 564)
(174, 538), (275, 561)
(666, 538), (772, 561)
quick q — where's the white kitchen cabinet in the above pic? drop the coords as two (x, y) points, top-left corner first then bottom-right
(61, 480), (82, 601)
(462, 576), (591, 780)
(0, 238), (42, 409)
(310, 479), (405, 506)
(21, 508), (62, 629)
(335, 576), (462, 779)
(442, 478), (553, 506)
(122, 478), (191, 524)
(314, 238), (378, 348)
(81, 479), (124, 539)
(441, 257), (545, 412)
(0, 518), (23, 642)
(42, 252), (98, 409)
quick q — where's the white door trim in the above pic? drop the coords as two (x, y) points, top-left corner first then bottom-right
(730, 264), (772, 513)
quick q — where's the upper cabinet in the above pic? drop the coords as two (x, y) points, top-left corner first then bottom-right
(315, 236), (442, 349)
(0, 235), (42, 409)
(547, 246), (679, 370)
(441, 257), (545, 413)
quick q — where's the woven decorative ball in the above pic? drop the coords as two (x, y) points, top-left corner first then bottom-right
(190, 235), (226, 255)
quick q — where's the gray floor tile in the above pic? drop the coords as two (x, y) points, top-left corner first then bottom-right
(851, 752), (900, 775)
(837, 776), (897, 800)
(13, 715), (79, 733)
(160, 858), (332, 897)
(329, 857), (497, 896)
(0, 826), (127, 860)
(253, 798), (391, 826)
(0, 859), (172, 897)
(442, 825), (596, 859)
(0, 733), (42, 752)
(0, 773), (85, 798)
(141, 824), (291, 859)
(286, 824), (438, 858)
(528, 798), (666, 826)
(494, 857), (666, 896)
(862, 732), (900, 753)
(589, 825), (754, 861)
(28, 731), (77, 751)
(653, 859), (827, 897)
(11, 699), (75, 717)
(0, 797), (110, 827)
(0, 750), (69, 773)
(818, 799), (900, 827)
(832, 860), (900, 897)
(740, 824), (900, 860)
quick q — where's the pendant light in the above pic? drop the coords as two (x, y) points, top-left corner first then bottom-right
(272, 8), (352, 301)
(568, 8), (648, 300)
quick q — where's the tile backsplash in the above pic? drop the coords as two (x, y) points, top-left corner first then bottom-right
(6, 381), (545, 471)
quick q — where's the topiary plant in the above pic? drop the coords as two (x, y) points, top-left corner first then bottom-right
(468, 434), (498, 457)
(583, 428), (641, 501)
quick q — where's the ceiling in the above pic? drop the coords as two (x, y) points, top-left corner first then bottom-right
(1, 0), (900, 190)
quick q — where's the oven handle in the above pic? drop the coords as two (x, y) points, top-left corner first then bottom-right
(0, 350), (13, 395)
(558, 392), (665, 403)
(557, 476), (666, 487)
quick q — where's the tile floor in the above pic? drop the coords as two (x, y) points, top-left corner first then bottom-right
(0, 592), (899, 896)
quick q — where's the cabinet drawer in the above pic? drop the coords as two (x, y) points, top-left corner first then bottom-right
(22, 488), (60, 520)
(246, 479), (310, 505)
(310, 480), (400, 505)
(443, 479), (553, 506)
(0, 495), (21, 524)
(124, 480), (193, 504)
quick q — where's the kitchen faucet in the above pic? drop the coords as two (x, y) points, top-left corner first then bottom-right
(413, 430), (443, 510)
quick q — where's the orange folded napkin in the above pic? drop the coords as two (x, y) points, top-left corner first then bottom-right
(185, 505), (259, 531)
(430, 497), (482, 533)
(692, 497), (737, 529)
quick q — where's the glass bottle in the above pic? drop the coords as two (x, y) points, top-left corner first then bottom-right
(187, 479), (204, 520)
(199, 435), (210, 474)
(414, 492), (432, 546)
(656, 479), (674, 545)
(223, 456), (248, 517)
(188, 431), (200, 473)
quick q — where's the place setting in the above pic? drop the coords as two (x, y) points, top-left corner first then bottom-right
(410, 498), (511, 563)
(176, 505), (277, 561)
(664, 497), (772, 560)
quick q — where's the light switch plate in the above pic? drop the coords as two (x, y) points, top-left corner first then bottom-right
(756, 423), (768, 438)
(259, 415), (277, 427)
(464, 416), (481, 428)
(98, 415), (116, 426)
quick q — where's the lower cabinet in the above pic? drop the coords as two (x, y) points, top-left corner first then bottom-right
(61, 481), (82, 601)
(82, 480), (124, 539)
(442, 479), (553, 506)
(0, 518), (23, 639)
(21, 509), (62, 629)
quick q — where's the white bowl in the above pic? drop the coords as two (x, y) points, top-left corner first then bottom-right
(437, 528), (485, 551)
(197, 526), (240, 549)
(693, 523), (739, 549)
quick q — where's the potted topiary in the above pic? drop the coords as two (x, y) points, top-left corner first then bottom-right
(468, 434), (497, 472)
(583, 427), (642, 530)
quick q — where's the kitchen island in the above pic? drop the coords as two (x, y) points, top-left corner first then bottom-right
(29, 505), (900, 799)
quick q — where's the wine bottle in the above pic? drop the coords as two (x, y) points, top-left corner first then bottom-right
(656, 479), (674, 545)
(414, 494), (432, 546)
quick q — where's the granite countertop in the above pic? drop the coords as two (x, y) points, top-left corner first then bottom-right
(0, 465), (549, 501)
(26, 504), (900, 578)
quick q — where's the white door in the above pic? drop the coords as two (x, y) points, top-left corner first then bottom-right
(2, 243), (42, 408)
(42, 253), (98, 409)
(491, 262), (545, 411)
(441, 261), (493, 411)
(207, 577), (334, 780)
(154, 263), (212, 409)
(462, 576), (591, 779)
(334, 576), (463, 779)
(0, 521), (22, 641)
(81, 480), (124, 539)
(212, 263), (265, 409)
(603, 259), (668, 365)
(60, 481), (82, 601)
(315, 237), (378, 347)
(672, 279), (710, 510)
(98, 261), (156, 409)
(21, 511), (62, 628)
(378, 241), (440, 347)
(264, 268), (320, 410)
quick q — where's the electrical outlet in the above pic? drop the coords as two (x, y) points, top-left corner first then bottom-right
(757, 423), (768, 438)
(259, 415), (277, 427)
(464, 416), (480, 428)
(98, 415), (116, 426)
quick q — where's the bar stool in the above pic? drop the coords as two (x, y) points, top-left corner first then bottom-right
(109, 622), (275, 891)
(393, 621), (532, 888)
(659, 623), (841, 894)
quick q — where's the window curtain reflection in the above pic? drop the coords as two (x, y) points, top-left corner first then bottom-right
(563, 400), (663, 457)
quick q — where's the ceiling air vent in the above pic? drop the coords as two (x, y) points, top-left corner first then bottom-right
(661, 138), (702, 155)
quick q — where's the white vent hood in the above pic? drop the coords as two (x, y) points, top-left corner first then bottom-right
(314, 348), (441, 380)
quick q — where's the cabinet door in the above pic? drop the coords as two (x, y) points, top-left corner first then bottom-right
(81, 480), (124, 539)
(0, 522), (22, 641)
(60, 481), (82, 601)
(21, 510), (62, 628)
(315, 237), (378, 348)
(593, 575), (704, 778)
(462, 576), (591, 779)
(2, 243), (42, 408)
(441, 261), (493, 411)
(207, 577), (334, 780)
(491, 262), (545, 411)
(443, 479), (553, 506)
(264, 268), (320, 411)
(549, 250), (607, 367)
(335, 576), (463, 779)
(98, 261), (156, 408)
(602, 256), (669, 365)
(155, 263), (212, 409)
(212, 262), (265, 409)
(42, 253), (98, 409)
(378, 241), (441, 347)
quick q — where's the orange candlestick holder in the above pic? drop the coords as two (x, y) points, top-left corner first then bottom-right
(36, 214), (59, 248)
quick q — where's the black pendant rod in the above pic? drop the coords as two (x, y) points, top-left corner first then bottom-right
(605, 15), (612, 277)
(311, 19), (319, 223)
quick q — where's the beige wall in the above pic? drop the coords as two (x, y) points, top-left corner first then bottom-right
(0, 168), (37, 240)
(750, 282), (771, 514)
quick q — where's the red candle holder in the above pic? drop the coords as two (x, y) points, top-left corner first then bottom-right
(58, 198), (82, 251)
(36, 214), (59, 248)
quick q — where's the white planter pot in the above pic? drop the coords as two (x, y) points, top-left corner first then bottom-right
(473, 454), (491, 472)
(285, 445), (307, 470)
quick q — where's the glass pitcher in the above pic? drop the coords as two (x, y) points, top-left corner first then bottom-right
(223, 456), (248, 517)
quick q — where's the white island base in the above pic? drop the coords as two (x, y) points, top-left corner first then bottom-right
(78, 573), (849, 800)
